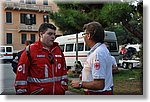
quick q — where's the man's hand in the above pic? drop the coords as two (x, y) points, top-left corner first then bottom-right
(70, 80), (81, 89)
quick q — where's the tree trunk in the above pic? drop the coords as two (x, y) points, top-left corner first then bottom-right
(122, 21), (143, 42)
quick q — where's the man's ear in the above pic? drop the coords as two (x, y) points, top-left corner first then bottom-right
(87, 33), (91, 40)
(40, 32), (43, 37)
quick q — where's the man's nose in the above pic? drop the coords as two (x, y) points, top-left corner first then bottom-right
(51, 34), (55, 39)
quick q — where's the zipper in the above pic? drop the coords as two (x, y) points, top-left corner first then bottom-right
(49, 46), (58, 95)
(52, 64), (55, 95)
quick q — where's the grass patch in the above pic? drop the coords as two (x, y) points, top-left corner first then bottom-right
(113, 68), (143, 95)
(68, 68), (143, 95)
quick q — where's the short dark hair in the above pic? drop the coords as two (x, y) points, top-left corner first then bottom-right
(38, 23), (56, 36)
(83, 21), (104, 43)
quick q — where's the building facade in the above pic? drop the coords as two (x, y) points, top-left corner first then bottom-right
(2, 0), (62, 52)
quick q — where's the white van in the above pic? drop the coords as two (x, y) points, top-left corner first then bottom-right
(55, 31), (119, 69)
(0, 46), (13, 62)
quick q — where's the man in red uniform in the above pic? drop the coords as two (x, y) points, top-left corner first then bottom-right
(15, 23), (68, 95)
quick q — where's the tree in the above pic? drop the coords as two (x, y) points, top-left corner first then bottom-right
(100, 2), (143, 42)
(49, 1), (143, 43)
(49, 3), (104, 34)
(105, 24), (139, 45)
(49, 8), (90, 34)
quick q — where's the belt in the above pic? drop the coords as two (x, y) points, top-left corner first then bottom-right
(84, 90), (113, 95)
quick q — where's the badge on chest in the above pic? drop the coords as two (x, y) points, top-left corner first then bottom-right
(37, 54), (46, 58)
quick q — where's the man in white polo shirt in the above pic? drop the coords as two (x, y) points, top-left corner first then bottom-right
(71, 21), (113, 95)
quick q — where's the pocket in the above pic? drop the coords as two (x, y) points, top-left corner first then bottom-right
(36, 65), (45, 78)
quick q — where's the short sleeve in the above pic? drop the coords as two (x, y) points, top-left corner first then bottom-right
(92, 52), (105, 79)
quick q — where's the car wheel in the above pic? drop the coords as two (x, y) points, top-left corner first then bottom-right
(128, 63), (133, 69)
(122, 62), (127, 69)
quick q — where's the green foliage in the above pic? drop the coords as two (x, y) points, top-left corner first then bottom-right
(49, 3), (104, 34)
(49, 8), (90, 34)
(105, 24), (140, 45)
(100, 3), (134, 24)
(100, 2), (142, 43)
(50, 1), (143, 43)
(136, 43), (143, 68)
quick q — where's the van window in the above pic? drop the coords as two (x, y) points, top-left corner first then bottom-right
(75, 43), (84, 51)
(0, 47), (5, 52)
(107, 42), (117, 51)
(60, 45), (64, 52)
(6, 47), (12, 52)
(85, 45), (90, 51)
(66, 44), (74, 52)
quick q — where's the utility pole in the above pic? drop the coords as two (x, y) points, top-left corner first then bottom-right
(76, 33), (78, 63)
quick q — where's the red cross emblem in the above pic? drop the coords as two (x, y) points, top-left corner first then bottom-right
(94, 60), (100, 70)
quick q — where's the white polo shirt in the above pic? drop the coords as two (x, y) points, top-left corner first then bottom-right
(82, 43), (113, 92)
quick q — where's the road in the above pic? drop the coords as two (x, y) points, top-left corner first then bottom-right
(0, 63), (16, 95)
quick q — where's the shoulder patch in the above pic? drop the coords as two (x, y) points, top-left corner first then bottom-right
(94, 60), (100, 70)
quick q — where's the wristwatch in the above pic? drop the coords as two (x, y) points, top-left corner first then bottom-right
(79, 81), (83, 88)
